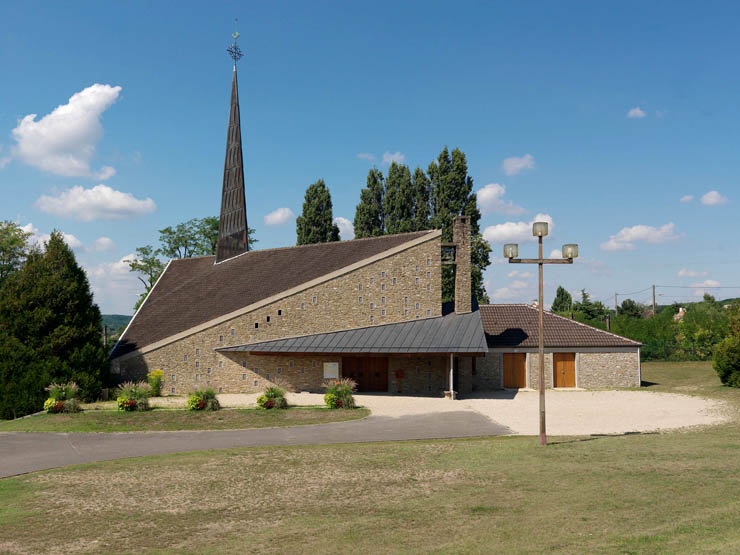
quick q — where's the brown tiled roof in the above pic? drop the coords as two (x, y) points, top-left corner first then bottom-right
(479, 304), (641, 348)
(111, 231), (436, 358)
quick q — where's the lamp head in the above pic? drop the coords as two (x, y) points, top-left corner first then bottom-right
(532, 222), (549, 237)
(562, 244), (579, 259)
(503, 243), (519, 259)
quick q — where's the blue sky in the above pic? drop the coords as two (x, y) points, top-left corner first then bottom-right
(1, 1), (738, 314)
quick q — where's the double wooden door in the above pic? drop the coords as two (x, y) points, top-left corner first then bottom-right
(553, 353), (576, 388)
(342, 357), (389, 392)
(503, 353), (527, 388)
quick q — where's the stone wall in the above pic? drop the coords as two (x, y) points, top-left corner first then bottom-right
(578, 351), (639, 388)
(114, 237), (442, 395)
(473, 351), (502, 391)
(388, 356), (449, 396)
(527, 353), (554, 389)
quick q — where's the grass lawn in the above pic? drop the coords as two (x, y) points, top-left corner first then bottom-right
(1, 361), (739, 554)
(0, 407), (369, 433)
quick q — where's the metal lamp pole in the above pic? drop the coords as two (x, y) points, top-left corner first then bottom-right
(504, 224), (578, 446)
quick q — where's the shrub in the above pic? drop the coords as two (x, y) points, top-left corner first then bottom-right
(116, 380), (152, 411)
(43, 398), (59, 413)
(45, 382), (79, 402)
(147, 369), (163, 397)
(323, 378), (356, 409)
(714, 334), (740, 388)
(187, 388), (220, 411)
(256, 385), (287, 409)
(61, 398), (81, 413)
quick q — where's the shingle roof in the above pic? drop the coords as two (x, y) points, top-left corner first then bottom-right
(111, 231), (436, 358)
(479, 304), (641, 348)
(217, 309), (488, 354)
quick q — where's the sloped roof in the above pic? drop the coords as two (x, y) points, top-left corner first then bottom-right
(111, 231), (437, 359)
(217, 309), (488, 354)
(480, 304), (641, 348)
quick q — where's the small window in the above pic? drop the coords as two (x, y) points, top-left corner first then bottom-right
(358, 284), (363, 291)
(370, 315), (374, 324)
(426, 309), (431, 316)
(312, 296), (318, 305)
(301, 368), (305, 374)
(195, 361), (200, 368)
(370, 302), (375, 310)
(381, 271), (386, 278)
(242, 374), (246, 380)
(358, 296), (363, 304)
(266, 374), (270, 380)
(415, 302), (420, 310)
(415, 314), (420, 319)
(404, 296), (408, 305)
(277, 309), (282, 316)
(242, 361), (246, 368)
(415, 265), (419, 272)
(195, 348), (200, 356)
(171, 387), (175, 393)
(426, 258), (432, 265)
(231, 328), (235, 336)
(404, 309), (409, 316)
(254, 368), (259, 374)
(219, 335), (223, 342)
(218, 387), (222, 393)
(184, 354), (188, 362)
(381, 308), (386, 316)
(172, 374), (176, 382)
(426, 283), (431, 291)
(254, 380), (258, 386)
(370, 276), (374, 284)
(381, 296), (386, 305)
(195, 374), (200, 382)
(289, 360), (294, 367)
(416, 277), (420, 285)
(207, 368), (211, 374)
(392, 277), (397, 285)
(255, 322), (259, 329)
(301, 303), (305, 310)
(381, 283), (386, 291)
(219, 360), (223, 368)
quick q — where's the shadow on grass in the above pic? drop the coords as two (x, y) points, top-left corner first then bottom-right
(549, 431), (659, 445)
(641, 380), (659, 387)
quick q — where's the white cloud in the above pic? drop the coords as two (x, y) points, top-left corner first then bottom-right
(510, 280), (529, 290)
(483, 213), (554, 244)
(263, 207), (295, 226)
(700, 190), (728, 206)
(600, 222), (681, 251)
(334, 216), (355, 240)
(88, 236), (116, 252)
(680, 195), (693, 203)
(21, 222), (81, 249)
(382, 151), (405, 165)
(549, 249), (562, 258)
(492, 287), (517, 300)
(678, 269), (708, 278)
(10, 83), (121, 179)
(501, 154), (535, 176)
(627, 107), (646, 119)
(85, 253), (141, 314)
(507, 270), (532, 278)
(691, 279), (720, 288)
(36, 184), (156, 221)
(477, 183), (526, 215)
(356, 153), (376, 161)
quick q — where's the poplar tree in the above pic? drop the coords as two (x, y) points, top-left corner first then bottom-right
(383, 162), (414, 234)
(296, 179), (341, 245)
(0, 232), (109, 418)
(353, 168), (385, 238)
(411, 167), (431, 232)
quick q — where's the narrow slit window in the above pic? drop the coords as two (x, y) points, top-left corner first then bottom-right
(370, 276), (374, 284)
(219, 335), (224, 343)
(312, 295), (317, 305)
(277, 309), (282, 316)
(241, 361), (246, 368)
(218, 360), (223, 368)
(404, 309), (409, 316)
(370, 315), (374, 324)
(255, 322), (259, 329)
(231, 328), (235, 336)
(358, 296), (363, 304)
(404, 296), (408, 305)
(426, 283), (431, 291)
(416, 277), (420, 285)
(301, 303), (306, 310)
(426, 258), (432, 265)
(184, 354), (188, 362)
(381, 296), (386, 305)
(358, 284), (363, 291)
(370, 302), (375, 310)
(426, 271), (431, 278)
(381, 283), (386, 291)
(381, 271), (386, 278)
(195, 374), (200, 382)
(277, 367), (282, 374)
(254, 380), (258, 386)
(266, 315), (270, 323)
(289, 360), (294, 367)
(242, 374), (246, 380)
(172, 374), (176, 382)
(392, 277), (397, 285)
(195, 361), (200, 368)
(195, 348), (200, 356)
(415, 265), (419, 272)
(426, 309), (431, 316)
(415, 302), (420, 309)
(381, 308), (386, 316)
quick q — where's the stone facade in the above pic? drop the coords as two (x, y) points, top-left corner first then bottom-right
(452, 216), (472, 314)
(473, 351), (502, 391)
(114, 236), (443, 395)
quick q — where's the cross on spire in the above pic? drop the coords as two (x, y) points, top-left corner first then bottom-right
(227, 17), (243, 64)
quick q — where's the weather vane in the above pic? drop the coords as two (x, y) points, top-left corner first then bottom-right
(227, 17), (243, 63)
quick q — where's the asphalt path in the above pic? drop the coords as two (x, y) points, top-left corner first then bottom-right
(0, 411), (510, 478)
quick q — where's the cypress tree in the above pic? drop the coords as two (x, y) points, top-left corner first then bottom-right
(353, 168), (385, 238)
(0, 232), (109, 418)
(296, 179), (341, 245)
(383, 162), (414, 234)
(551, 286), (573, 313)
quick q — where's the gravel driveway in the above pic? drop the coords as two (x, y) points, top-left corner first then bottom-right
(219, 389), (728, 435)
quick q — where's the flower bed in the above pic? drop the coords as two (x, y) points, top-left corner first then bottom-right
(116, 381), (151, 411)
(44, 382), (82, 413)
(187, 388), (220, 411)
(324, 378), (357, 409)
(257, 385), (288, 409)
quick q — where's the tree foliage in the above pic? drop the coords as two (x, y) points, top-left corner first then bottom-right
(353, 168), (385, 238)
(296, 179), (340, 245)
(551, 286), (573, 313)
(572, 289), (609, 321)
(618, 298), (644, 319)
(0, 232), (109, 418)
(0, 221), (32, 285)
(714, 304), (740, 387)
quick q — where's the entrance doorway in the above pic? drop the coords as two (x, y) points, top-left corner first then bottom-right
(503, 353), (527, 388)
(342, 357), (389, 392)
(553, 353), (576, 388)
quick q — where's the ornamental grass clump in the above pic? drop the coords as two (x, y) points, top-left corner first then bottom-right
(116, 381), (152, 411)
(43, 382), (82, 413)
(187, 388), (220, 411)
(147, 369), (163, 397)
(256, 385), (288, 409)
(324, 377), (357, 409)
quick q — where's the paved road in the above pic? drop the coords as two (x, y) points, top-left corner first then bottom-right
(0, 411), (510, 478)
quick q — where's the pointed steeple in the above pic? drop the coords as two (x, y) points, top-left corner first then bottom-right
(216, 23), (249, 263)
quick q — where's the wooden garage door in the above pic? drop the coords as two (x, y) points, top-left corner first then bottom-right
(342, 357), (389, 392)
(553, 353), (576, 388)
(503, 353), (527, 388)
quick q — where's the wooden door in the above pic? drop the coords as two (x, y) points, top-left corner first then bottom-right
(342, 357), (388, 392)
(553, 353), (576, 388)
(503, 353), (527, 388)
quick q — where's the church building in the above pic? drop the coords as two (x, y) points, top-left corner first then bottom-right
(109, 36), (641, 396)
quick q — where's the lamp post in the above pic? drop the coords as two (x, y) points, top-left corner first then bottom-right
(504, 223), (578, 446)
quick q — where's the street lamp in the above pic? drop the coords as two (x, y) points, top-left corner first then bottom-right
(505, 222), (578, 446)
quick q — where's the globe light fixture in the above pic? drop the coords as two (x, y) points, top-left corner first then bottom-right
(562, 244), (579, 259)
(532, 222), (549, 237)
(503, 243), (519, 259)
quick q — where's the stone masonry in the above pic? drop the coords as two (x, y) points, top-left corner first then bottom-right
(452, 216), (472, 314)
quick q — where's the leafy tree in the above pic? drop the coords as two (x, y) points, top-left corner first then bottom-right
(384, 162), (413, 234)
(296, 179), (340, 245)
(127, 246), (166, 310)
(618, 298), (643, 319)
(353, 168), (385, 238)
(0, 232), (109, 418)
(411, 167), (431, 231)
(573, 289), (608, 320)
(0, 221), (31, 284)
(551, 286), (573, 313)
(428, 147), (490, 304)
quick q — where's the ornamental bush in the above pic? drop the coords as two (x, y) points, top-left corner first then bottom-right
(256, 385), (287, 409)
(323, 378), (356, 409)
(147, 369), (163, 397)
(187, 388), (220, 411)
(714, 334), (740, 388)
(43, 382), (82, 413)
(116, 381), (152, 411)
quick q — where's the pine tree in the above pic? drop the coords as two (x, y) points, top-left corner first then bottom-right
(296, 179), (341, 245)
(353, 168), (385, 238)
(428, 147), (491, 303)
(0, 232), (109, 418)
(551, 286), (573, 313)
(383, 163), (414, 234)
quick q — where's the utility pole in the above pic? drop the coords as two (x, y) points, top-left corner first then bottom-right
(652, 285), (657, 316)
(614, 293), (618, 313)
(103, 325), (108, 347)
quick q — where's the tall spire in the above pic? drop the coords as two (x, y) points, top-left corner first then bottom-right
(216, 19), (249, 263)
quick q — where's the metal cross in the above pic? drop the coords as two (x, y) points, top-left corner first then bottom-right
(227, 17), (243, 63)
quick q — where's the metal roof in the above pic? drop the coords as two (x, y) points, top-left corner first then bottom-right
(217, 310), (488, 355)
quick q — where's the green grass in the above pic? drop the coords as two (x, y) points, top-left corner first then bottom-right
(0, 406), (369, 433)
(0, 361), (738, 554)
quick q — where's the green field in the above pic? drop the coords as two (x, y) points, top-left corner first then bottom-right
(0, 406), (369, 433)
(0, 361), (738, 554)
